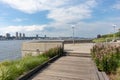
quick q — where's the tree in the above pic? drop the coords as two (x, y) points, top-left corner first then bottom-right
(97, 34), (101, 38)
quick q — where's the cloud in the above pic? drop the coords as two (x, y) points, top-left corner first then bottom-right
(1, 17), (120, 37)
(47, 0), (97, 24)
(1, 0), (44, 14)
(12, 18), (25, 22)
(1, 0), (68, 14)
(1, 0), (97, 23)
(42, 16), (120, 37)
(113, 1), (120, 10)
(48, 6), (91, 23)
(0, 0), (101, 37)
(0, 25), (46, 34)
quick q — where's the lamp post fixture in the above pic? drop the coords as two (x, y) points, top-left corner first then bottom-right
(112, 24), (116, 40)
(118, 28), (120, 39)
(72, 25), (75, 44)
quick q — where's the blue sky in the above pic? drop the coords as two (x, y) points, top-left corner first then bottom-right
(0, 0), (120, 37)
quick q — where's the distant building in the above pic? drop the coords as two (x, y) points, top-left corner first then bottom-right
(23, 33), (25, 38)
(16, 32), (18, 39)
(36, 34), (38, 39)
(44, 35), (46, 38)
(6, 33), (10, 38)
(0, 35), (2, 38)
(97, 34), (101, 38)
(19, 33), (22, 39)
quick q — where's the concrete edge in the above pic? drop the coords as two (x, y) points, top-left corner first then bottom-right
(93, 61), (109, 80)
(97, 71), (109, 80)
(17, 54), (62, 80)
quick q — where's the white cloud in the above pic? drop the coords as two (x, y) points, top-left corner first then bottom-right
(1, 0), (96, 23)
(1, 0), (43, 13)
(1, 0), (68, 14)
(48, 6), (91, 23)
(48, 0), (97, 23)
(1, 18), (120, 37)
(0, 0), (100, 37)
(0, 25), (46, 34)
(42, 16), (120, 37)
(113, 1), (120, 10)
(13, 18), (25, 22)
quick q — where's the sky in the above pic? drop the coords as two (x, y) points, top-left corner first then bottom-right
(0, 0), (120, 38)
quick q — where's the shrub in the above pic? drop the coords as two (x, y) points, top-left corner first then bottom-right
(91, 43), (120, 73)
(42, 47), (63, 58)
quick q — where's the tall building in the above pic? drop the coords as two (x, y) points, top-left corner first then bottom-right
(36, 34), (38, 39)
(44, 35), (46, 38)
(23, 33), (25, 38)
(19, 33), (22, 39)
(16, 32), (18, 39)
(6, 33), (10, 38)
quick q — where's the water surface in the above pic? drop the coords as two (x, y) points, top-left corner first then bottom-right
(0, 40), (29, 61)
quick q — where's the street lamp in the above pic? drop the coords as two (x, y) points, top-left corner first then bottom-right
(118, 28), (120, 39)
(112, 24), (116, 40)
(72, 25), (75, 44)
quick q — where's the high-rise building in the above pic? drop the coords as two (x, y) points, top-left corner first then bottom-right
(19, 33), (22, 39)
(36, 34), (38, 39)
(44, 35), (46, 38)
(6, 33), (10, 38)
(23, 33), (25, 38)
(16, 32), (18, 39)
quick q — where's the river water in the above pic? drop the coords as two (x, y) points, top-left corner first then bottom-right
(0, 40), (30, 61)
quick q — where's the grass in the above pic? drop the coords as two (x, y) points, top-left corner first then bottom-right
(92, 37), (113, 43)
(93, 38), (106, 43)
(0, 47), (63, 80)
(93, 31), (120, 43)
(0, 55), (48, 80)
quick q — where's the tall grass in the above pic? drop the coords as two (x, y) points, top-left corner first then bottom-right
(91, 43), (120, 74)
(42, 47), (63, 58)
(0, 55), (48, 80)
(0, 47), (63, 80)
(91, 43), (120, 73)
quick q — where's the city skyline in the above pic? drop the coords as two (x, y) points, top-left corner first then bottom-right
(0, 32), (25, 37)
(0, 0), (120, 37)
(0, 32), (44, 40)
(0, 31), (85, 40)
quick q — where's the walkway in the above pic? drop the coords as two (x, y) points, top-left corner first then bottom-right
(30, 43), (108, 80)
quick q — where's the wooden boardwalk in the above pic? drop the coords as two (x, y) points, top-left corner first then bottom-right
(30, 43), (109, 80)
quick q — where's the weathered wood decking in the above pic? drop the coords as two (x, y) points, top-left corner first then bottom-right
(30, 43), (109, 80)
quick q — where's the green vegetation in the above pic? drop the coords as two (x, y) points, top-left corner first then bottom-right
(93, 32), (120, 43)
(93, 37), (113, 43)
(42, 47), (63, 58)
(101, 32), (120, 38)
(93, 38), (107, 43)
(91, 43), (120, 80)
(0, 47), (63, 80)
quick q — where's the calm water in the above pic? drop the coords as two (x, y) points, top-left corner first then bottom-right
(0, 40), (29, 61)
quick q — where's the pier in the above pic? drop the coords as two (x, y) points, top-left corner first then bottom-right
(29, 43), (109, 80)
